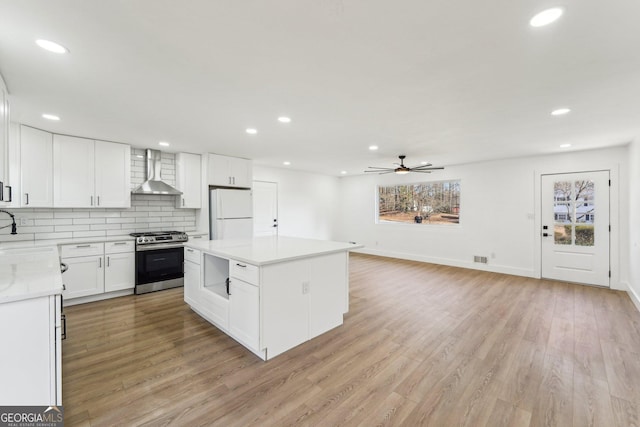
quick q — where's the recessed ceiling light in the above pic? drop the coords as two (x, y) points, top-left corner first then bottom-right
(369, 145), (379, 151)
(560, 143), (572, 148)
(246, 128), (258, 134)
(530, 8), (564, 27)
(42, 113), (60, 121)
(283, 161), (291, 166)
(278, 117), (291, 123)
(158, 141), (170, 147)
(551, 108), (571, 116)
(340, 171), (347, 175)
(35, 39), (68, 54)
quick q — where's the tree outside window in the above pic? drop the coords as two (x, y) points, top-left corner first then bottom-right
(378, 181), (461, 225)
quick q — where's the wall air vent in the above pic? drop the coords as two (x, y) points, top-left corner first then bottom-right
(474, 256), (488, 264)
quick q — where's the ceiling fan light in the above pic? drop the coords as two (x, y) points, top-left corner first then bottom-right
(395, 169), (410, 175)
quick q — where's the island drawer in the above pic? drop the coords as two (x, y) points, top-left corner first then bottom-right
(230, 259), (259, 285)
(60, 242), (104, 258)
(185, 247), (201, 264)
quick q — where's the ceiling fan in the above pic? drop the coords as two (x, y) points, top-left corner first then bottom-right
(365, 155), (444, 175)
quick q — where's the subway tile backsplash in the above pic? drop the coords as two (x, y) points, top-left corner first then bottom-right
(0, 148), (197, 242)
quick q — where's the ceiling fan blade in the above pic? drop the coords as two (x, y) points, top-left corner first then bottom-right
(412, 166), (444, 171)
(365, 169), (393, 173)
(411, 170), (433, 173)
(366, 167), (393, 170)
(410, 163), (433, 169)
(378, 171), (396, 174)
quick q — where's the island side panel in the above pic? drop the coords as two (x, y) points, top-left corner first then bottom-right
(308, 252), (348, 339)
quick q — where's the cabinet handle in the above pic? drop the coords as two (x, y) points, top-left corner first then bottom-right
(98, 257), (102, 268)
(193, 235), (202, 239)
(107, 256), (110, 267)
(24, 193), (29, 205)
(236, 263), (247, 268)
(5, 185), (11, 202)
(76, 244), (91, 248)
(97, 196), (100, 206)
(114, 242), (128, 245)
(182, 198), (185, 206)
(232, 177), (236, 185)
(60, 263), (68, 274)
(0, 181), (3, 201)
(61, 314), (67, 340)
(91, 196), (94, 206)
(186, 248), (194, 252)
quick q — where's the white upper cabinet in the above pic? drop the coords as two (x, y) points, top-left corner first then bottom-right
(175, 152), (201, 209)
(208, 153), (252, 188)
(53, 134), (95, 207)
(94, 140), (130, 208)
(53, 135), (130, 208)
(20, 125), (53, 207)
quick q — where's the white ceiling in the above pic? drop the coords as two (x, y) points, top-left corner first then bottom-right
(1, 0), (639, 176)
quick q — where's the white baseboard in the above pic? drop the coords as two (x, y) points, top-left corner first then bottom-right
(353, 248), (537, 278)
(627, 284), (640, 313)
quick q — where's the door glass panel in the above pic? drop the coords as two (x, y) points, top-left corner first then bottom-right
(554, 225), (572, 245)
(575, 225), (595, 246)
(552, 180), (595, 246)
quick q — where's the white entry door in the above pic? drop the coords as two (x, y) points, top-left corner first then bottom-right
(541, 171), (610, 287)
(253, 181), (278, 236)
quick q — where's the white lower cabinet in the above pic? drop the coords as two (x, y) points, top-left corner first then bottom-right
(184, 247), (201, 306)
(61, 241), (134, 301)
(186, 250), (348, 360)
(62, 251), (105, 299)
(0, 294), (62, 405)
(229, 278), (260, 352)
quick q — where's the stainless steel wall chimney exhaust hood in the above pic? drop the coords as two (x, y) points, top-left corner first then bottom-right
(131, 149), (183, 195)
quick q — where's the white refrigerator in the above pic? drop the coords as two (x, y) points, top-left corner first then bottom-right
(209, 189), (253, 240)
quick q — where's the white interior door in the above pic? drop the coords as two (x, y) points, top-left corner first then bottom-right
(253, 181), (278, 236)
(541, 171), (610, 287)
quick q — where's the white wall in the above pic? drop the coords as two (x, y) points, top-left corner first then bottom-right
(336, 146), (629, 289)
(628, 140), (640, 309)
(253, 165), (340, 240)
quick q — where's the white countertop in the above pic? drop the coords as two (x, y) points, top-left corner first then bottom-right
(0, 235), (136, 251)
(0, 246), (64, 304)
(185, 236), (363, 266)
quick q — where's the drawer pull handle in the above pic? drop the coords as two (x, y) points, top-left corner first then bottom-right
(236, 263), (247, 268)
(187, 248), (194, 252)
(76, 244), (91, 248)
(114, 242), (128, 245)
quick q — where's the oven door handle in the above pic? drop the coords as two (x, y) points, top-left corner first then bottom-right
(136, 243), (185, 251)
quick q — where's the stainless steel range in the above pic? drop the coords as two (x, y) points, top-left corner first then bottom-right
(130, 231), (189, 294)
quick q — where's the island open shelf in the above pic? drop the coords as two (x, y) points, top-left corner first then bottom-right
(183, 236), (363, 360)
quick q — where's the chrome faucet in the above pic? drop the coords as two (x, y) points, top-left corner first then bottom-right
(0, 209), (17, 234)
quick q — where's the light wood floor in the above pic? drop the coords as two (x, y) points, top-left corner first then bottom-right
(62, 253), (640, 426)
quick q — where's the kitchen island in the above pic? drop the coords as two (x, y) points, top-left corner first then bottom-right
(0, 246), (63, 405)
(183, 236), (363, 360)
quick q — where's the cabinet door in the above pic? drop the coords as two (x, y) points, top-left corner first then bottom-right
(0, 83), (7, 204)
(207, 153), (231, 186)
(229, 278), (260, 351)
(308, 252), (347, 339)
(0, 297), (53, 405)
(175, 152), (201, 208)
(184, 259), (201, 306)
(95, 140), (131, 208)
(53, 134), (95, 207)
(20, 126), (53, 207)
(62, 255), (105, 299)
(262, 258), (308, 358)
(104, 252), (135, 292)
(229, 157), (252, 188)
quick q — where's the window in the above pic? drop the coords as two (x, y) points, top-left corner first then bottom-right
(378, 180), (461, 225)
